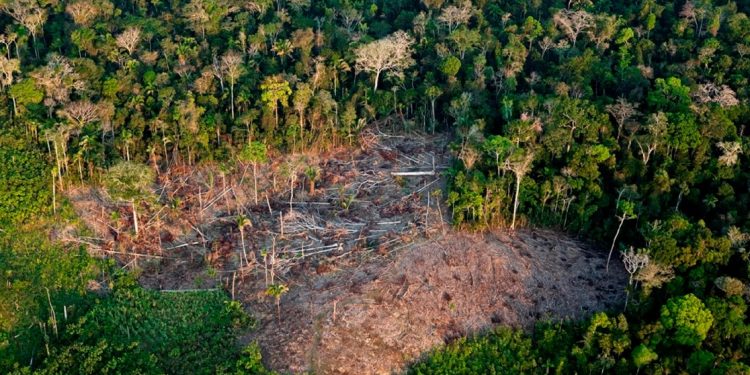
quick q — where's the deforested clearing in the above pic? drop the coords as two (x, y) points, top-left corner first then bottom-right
(63, 128), (625, 374)
(242, 230), (625, 374)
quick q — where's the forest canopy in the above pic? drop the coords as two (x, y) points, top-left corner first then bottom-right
(0, 0), (749, 373)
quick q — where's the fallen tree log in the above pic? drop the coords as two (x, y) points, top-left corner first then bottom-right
(391, 170), (435, 176)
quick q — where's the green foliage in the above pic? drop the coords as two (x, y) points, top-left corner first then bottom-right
(8, 79), (43, 114)
(31, 282), (253, 374)
(408, 327), (536, 374)
(0, 137), (50, 226)
(647, 77), (691, 112)
(660, 294), (714, 346)
(631, 344), (658, 368)
(32, 341), (160, 375)
(1, 0), (750, 373)
(239, 141), (268, 164)
(440, 56), (462, 78)
(0, 225), (100, 369)
(230, 343), (275, 375)
(103, 162), (155, 203)
(686, 350), (715, 374)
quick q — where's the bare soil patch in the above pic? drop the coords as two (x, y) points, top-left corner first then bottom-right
(241, 229), (626, 374)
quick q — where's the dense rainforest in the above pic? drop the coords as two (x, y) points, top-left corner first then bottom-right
(1, 0), (750, 373)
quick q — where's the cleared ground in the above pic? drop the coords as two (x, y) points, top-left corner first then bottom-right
(63, 127), (627, 374)
(241, 229), (626, 374)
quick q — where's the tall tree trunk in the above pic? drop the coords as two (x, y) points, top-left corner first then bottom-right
(31, 32), (39, 59)
(253, 162), (258, 205)
(51, 172), (56, 214)
(511, 173), (522, 230)
(274, 104), (279, 129)
(606, 216), (626, 272)
(430, 99), (436, 133)
(132, 200), (139, 236)
(289, 175), (294, 211)
(299, 110), (304, 140)
(230, 80), (235, 119)
(239, 227), (247, 267)
(78, 158), (84, 182)
(374, 70), (380, 91)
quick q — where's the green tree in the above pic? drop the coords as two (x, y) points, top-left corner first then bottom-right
(425, 85), (442, 132)
(239, 141), (267, 205)
(448, 28), (481, 60)
(304, 165), (319, 195)
(103, 161), (155, 237)
(647, 77), (691, 112)
(631, 344), (657, 370)
(265, 283), (288, 322)
(607, 199), (637, 272)
(0, 140), (50, 226)
(236, 214), (251, 267)
(8, 78), (43, 118)
(687, 350), (715, 374)
(660, 294), (714, 346)
(482, 135), (512, 177)
(260, 75), (291, 129)
(440, 55), (461, 78)
(292, 82), (313, 140)
(521, 16), (543, 49)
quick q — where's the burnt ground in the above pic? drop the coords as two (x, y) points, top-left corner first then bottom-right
(63, 126), (627, 374)
(240, 229), (626, 374)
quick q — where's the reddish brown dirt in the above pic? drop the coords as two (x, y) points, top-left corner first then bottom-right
(240, 229), (626, 374)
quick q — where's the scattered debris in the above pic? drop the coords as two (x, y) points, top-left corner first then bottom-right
(64, 128), (627, 374)
(242, 230), (627, 374)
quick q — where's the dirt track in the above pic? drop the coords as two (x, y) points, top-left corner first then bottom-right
(242, 229), (627, 374)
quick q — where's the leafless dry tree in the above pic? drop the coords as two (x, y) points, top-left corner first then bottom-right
(0, 0), (47, 57)
(622, 247), (649, 309)
(31, 55), (85, 106)
(220, 51), (244, 119)
(66, 0), (99, 26)
(116, 27), (142, 55)
(437, 1), (472, 33)
(503, 149), (535, 230)
(552, 9), (593, 47)
(693, 83), (739, 108)
(58, 100), (100, 127)
(605, 98), (639, 141)
(717, 141), (742, 167)
(354, 31), (415, 91)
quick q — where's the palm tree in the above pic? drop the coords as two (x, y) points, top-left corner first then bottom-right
(271, 39), (293, 65)
(304, 165), (319, 195)
(238, 141), (267, 205)
(265, 283), (288, 322)
(236, 214), (251, 267)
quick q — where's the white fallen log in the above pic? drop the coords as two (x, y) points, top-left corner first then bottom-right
(391, 170), (435, 176)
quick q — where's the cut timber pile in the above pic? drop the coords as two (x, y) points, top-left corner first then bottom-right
(64, 126), (450, 290)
